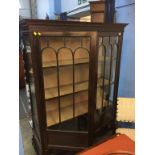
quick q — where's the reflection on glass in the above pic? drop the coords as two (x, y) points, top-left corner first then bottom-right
(29, 69), (39, 125)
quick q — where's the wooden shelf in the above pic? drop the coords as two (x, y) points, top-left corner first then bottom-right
(28, 58), (90, 74)
(45, 78), (112, 100)
(47, 96), (105, 127)
(42, 56), (109, 68)
(29, 56), (115, 73)
(43, 58), (89, 68)
(45, 81), (88, 100)
(47, 100), (87, 126)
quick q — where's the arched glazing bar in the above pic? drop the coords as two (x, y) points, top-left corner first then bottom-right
(57, 46), (74, 123)
(110, 38), (118, 102)
(41, 46), (56, 54)
(99, 36), (118, 108)
(107, 36), (113, 105)
(98, 43), (107, 110)
(41, 47), (58, 125)
(73, 46), (89, 118)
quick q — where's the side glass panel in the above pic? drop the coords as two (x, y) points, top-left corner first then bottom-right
(40, 36), (90, 131)
(24, 40), (39, 127)
(95, 36), (118, 131)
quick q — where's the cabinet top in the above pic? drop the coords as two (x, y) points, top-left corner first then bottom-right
(20, 19), (127, 33)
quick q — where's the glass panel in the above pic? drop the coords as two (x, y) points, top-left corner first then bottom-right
(82, 37), (90, 50)
(95, 36), (118, 131)
(42, 47), (59, 127)
(41, 37), (90, 131)
(74, 48), (89, 131)
(65, 37), (81, 50)
(46, 99), (59, 127)
(58, 48), (74, 125)
(97, 43), (107, 110)
(109, 43), (117, 101)
(49, 37), (64, 50)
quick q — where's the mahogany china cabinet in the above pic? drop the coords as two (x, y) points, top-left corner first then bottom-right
(20, 19), (126, 155)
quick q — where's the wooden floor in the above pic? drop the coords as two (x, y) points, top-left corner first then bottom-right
(19, 89), (37, 155)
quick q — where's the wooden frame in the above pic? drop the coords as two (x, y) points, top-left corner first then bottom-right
(20, 19), (126, 155)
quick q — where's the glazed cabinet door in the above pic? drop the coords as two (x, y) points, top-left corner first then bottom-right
(35, 31), (98, 149)
(94, 32), (122, 139)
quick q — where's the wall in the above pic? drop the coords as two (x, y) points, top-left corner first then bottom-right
(61, 0), (78, 12)
(19, 0), (31, 18)
(49, 0), (62, 19)
(30, 0), (37, 19)
(36, 0), (50, 19)
(54, 0), (61, 14)
(115, 0), (135, 97)
(36, 0), (61, 19)
(60, 0), (98, 13)
(49, 0), (56, 19)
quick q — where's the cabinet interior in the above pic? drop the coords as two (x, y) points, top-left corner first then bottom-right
(29, 36), (117, 129)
